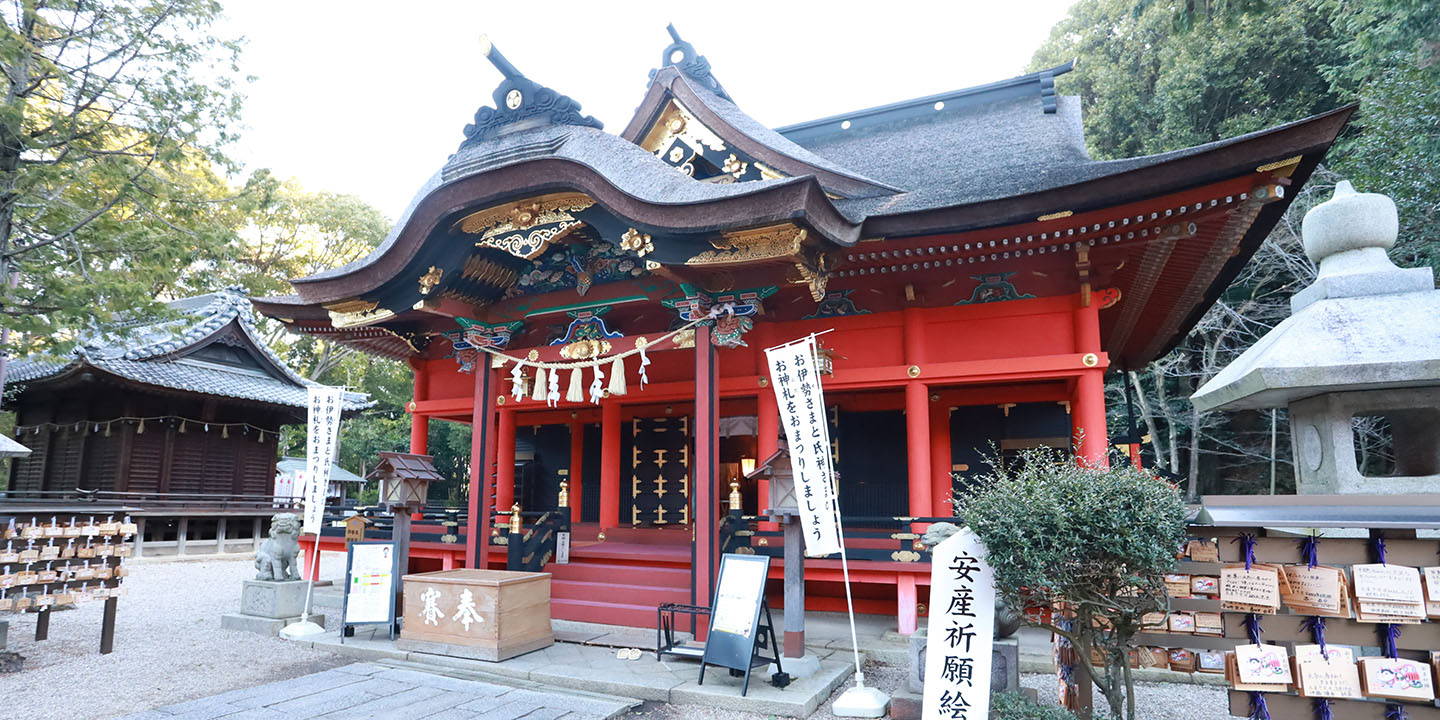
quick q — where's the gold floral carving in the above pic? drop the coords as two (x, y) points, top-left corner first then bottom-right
(558, 339), (612, 360)
(686, 226), (807, 266)
(418, 265), (443, 295)
(671, 328), (695, 349)
(620, 228), (655, 257)
(891, 550), (922, 563)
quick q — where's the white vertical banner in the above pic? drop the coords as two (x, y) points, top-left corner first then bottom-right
(922, 528), (997, 720)
(303, 386), (345, 535)
(763, 335), (842, 557)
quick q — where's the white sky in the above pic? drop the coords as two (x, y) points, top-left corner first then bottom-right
(219, 1), (1077, 219)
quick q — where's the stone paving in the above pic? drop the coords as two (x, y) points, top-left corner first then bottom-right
(298, 628), (856, 718)
(115, 661), (639, 720)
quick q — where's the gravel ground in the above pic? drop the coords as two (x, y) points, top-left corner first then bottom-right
(1020, 673), (1228, 720)
(2, 553), (348, 720)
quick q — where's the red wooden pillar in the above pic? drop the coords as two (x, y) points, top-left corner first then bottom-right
(929, 402), (953, 518)
(693, 324), (718, 638)
(465, 368), (497, 570)
(599, 400), (621, 529)
(903, 309), (932, 523)
(1072, 300), (1108, 467)
(905, 383), (933, 520)
(568, 419), (584, 523)
(496, 408), (517, 511)
(408, 358), (429, 455)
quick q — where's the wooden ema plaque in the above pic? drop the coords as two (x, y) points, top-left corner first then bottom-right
(0, 511), (132, 656)
(1146, 530), (1440, 719)
(396, 569), (552, 661)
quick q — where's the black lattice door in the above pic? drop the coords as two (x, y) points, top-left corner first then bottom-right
(630, 416), (690, 526)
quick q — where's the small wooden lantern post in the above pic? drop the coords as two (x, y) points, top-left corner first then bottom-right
(367, 451), (444, 613)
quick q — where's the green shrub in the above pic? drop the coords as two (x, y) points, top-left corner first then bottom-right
(991, 691), (1109, 720)
(957, 448), (1187, 720)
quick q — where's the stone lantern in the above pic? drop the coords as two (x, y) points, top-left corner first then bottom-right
(1192, 181), (1440, 494)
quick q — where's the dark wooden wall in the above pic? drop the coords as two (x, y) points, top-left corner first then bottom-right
(10, 383), (285, 497)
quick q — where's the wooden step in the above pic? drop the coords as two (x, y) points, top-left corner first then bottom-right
(545, 561), (691, 588)
(551, 579), (691, 606)
(551, 597), (667, 628)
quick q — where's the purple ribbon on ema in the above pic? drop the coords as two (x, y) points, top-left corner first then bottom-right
(1373, 533), (1387, 565)
(1385, 702), (1408, 720)
(1244, 613), (1264, 645)
(1231, 533), (1257, 570)
(1381, 623), (1402, 659)
(1312, 698), (1333, 720)
(1299, 535), (1319, 569)
(1302, 616), (1328, 659)
(1249, 691), (1271, 720)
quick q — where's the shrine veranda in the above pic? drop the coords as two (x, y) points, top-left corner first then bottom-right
(252, 32), (1351, 634)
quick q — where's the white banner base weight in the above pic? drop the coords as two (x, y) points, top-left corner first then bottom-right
(278, 619), (325, 640)
(832, 681), (890, 718)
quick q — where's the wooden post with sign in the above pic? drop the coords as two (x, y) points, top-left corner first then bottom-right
(344, 515), (371, 546)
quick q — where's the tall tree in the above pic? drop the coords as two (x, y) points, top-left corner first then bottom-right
(1031, 0), (1438, 494)
(0, 0), (243, 350)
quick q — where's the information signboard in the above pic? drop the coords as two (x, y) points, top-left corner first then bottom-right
(341, 541), (398, 640)
(699, 553), (781, 696)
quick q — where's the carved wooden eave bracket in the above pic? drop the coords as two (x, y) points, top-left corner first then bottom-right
(454, 192), (597, 260)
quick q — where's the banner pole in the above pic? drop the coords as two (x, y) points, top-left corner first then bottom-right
(299, 532), (322, 623)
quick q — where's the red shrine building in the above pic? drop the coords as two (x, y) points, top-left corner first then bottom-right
(254, 31), (1349, 632)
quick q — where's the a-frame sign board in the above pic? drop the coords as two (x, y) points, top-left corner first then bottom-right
(698, 553), (783, 696)
(340, 541), (398, 642)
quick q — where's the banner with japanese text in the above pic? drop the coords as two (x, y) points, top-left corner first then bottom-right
(922, 527), (997, 719)
(763, 335), (842, 557)
(303, 386), (345, 535)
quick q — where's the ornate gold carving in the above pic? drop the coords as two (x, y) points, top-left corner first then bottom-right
(634, 336), (649, 349)
(640, 100), (727, 158)
(478, 221), (582, 260)
(418, 266), (443, 295)
(558, 339), (612, 360)
(620, 228), (655, 257)
(324, 298), (395, 329)
(891, 550), (922, 563)
(671, 328), (695, 348)
(792, 252), (831, 302)
(456, 193), (595, 260)
(527, 349), (539, 361)
(686, 226), (807, 266)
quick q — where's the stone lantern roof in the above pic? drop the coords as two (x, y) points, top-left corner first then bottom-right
(1191, 181), (1440, 412)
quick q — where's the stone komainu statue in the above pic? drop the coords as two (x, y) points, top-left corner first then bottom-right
(922, 522), (1022, 639)
(254, 513), (303, 581)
